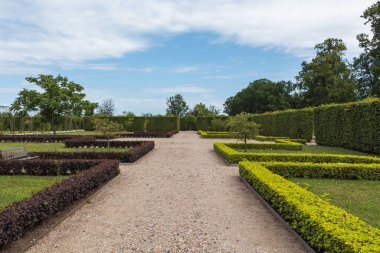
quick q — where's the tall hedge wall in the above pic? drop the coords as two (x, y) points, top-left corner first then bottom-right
(196, 116), (229, 131)
(314, 99), (380, 154)
(250, 108), (314, 141)
(83, 116), (179, 132)
(0, 116), (84, 132)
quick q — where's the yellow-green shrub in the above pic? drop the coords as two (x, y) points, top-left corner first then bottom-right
(214, 142), (380, 164)
(240, 161), (380, 252)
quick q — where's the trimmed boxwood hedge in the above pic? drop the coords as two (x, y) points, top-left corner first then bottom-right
(0, 159), (99, 175)
(198, 130), (234, 138)
(250, 108), (314, 141)
(214, 142), (380, 164)
(314, 99), (380, 155)
(239, 161), (380, 252)
(116, 130), (178, 138)
(0, 135), (95, 143)
(83, 116), (180, 132)
(0, 159), (120, 249)
(33, 141), (154, 163)
(259, 161), (380, 180)
(223, 141), (303, 151)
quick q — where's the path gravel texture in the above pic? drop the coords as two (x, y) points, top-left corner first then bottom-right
(27, 132), (307, 253)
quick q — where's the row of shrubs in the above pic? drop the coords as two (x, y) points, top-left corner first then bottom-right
(260, 161), (380, 180)
(0, 134), (95, 143)
(0, 159), (120, 249)
(32, 141), (155, 163)
(115, 130), (178, 138)
(0, 159), (99, 175)
(83, 116), (180, 132)
(198, 131), (308, 144)
(314, 98), (380, 154)
(0, 115), (84, 132)
(64, 140), (145, 148)
(239, 161), (380, 252)
(223, 141), (303, 151)
(214, 142), (380, 164)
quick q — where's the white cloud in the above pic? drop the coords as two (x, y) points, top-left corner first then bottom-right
(172, 66), (199, 73)
(0, 0), (376, 72)
(202, 75), (231, 80)
(144, 85), (210, 94)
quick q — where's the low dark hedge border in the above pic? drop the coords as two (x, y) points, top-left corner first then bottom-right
(239, 161), (380, 252)
(260, 161), (380, 180)
(0, 159), (120, 249)
(64, 140), (145, 148)
(114, 130), (178, 138)
(33, 141), (154, 163)
(0, 135), (95, 143)
(0, 159), (99, 175)
(214, 142), (380, 164)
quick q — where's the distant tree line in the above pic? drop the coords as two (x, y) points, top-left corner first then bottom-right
(224, 2), (380, 115)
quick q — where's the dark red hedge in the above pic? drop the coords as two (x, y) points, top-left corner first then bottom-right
(64, 140), (144, 148)
(116, 130), (178, 138)
(33, 141), (154, 163)
(0, 160), (120, 249)
(0, 135), (95, 143)
(0, 159), (99, 175)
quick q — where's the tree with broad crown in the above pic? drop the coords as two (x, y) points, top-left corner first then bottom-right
(10, 74), (98, 134)
(354, 1), (380, 98)
(223, 79), (293, 115)
(166, 94), (189, 116)
(228, 112), (259, 152)
(296, 38), (357, 106)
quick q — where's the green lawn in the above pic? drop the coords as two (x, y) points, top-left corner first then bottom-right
(290, 178), (380, 229)
(237, 144), (375, 156)
(2, 130), (100, 135)
(0, 142), (131, 152)
(0, 175), (68, 209)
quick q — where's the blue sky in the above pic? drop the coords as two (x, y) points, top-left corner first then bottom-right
(0, 0), (376, 114)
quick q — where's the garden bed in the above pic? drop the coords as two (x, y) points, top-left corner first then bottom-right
(239, 161), (380, 252)
(0, 159), (120, 250)
(214, 142), (380, 164)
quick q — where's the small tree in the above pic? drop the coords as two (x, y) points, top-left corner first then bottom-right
(93, 118), (123, 148)
(228, 112), (259, 152)
(211, 118), (227, 132)
(184, 114), (196, 130)
(166, 94), (189, 116)
(97, 99), (115, 116)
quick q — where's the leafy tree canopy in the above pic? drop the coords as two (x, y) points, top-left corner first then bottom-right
(228, 112), (259, 151)
(166, 94), (189, 116)
(223, 79), (293, 115)
(354, 1), (380, 98)
(296, 38), (357, 106)
(97, 99), (115, 116)
(10, 74), (98, 132)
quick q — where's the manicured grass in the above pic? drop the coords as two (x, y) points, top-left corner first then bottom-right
(0, 175), (68, 209)
(237, 144), (374, 156)
(289, 178), (380, 229)
(0, 142), (131, 152)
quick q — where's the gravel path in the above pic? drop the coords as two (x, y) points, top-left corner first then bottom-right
(27, 132), (307, 253)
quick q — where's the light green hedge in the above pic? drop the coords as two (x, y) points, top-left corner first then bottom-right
(240, 161), (380, 252)
(198, 130), (234, 138)
(260, 161), (380, 180)
(314, 99), (380, 155)
(250, 108), (314, 141)
(214, 142), (380, 164)
(83, 116), (180, 132)
(225, 141), (303, 151)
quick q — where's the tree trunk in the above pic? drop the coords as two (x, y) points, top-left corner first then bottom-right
(244, 133), (247, 152)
